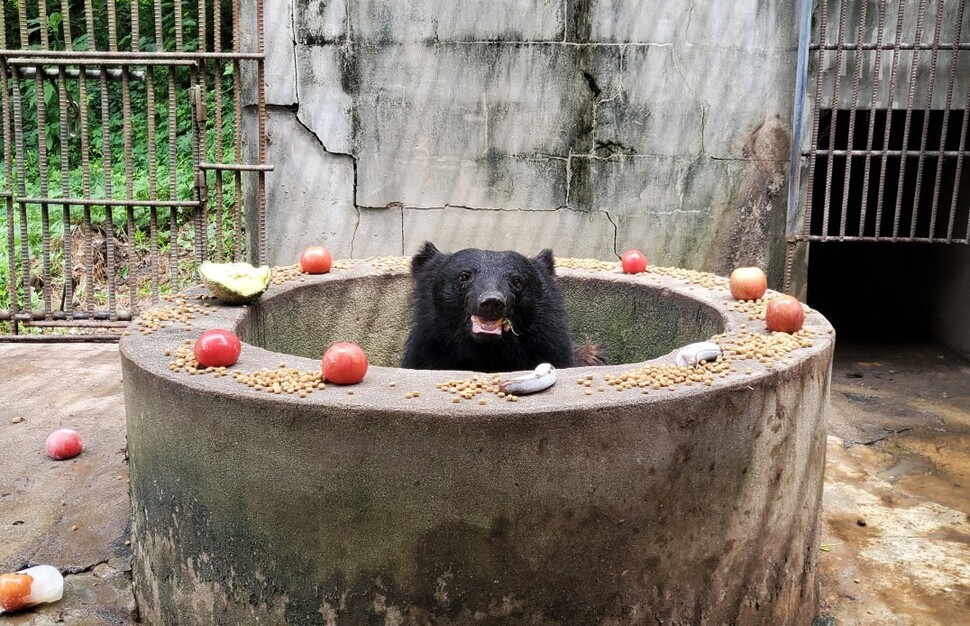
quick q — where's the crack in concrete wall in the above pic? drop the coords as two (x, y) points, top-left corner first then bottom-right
(255, 0), (798, 274)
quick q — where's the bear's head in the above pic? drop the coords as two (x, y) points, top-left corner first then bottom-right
(402, 242), (574, 371)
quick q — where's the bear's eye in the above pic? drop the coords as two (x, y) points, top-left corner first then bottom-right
(458, 270), (473, 284)
(509, 276), (523, 289)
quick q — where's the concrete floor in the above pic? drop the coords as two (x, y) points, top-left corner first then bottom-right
(0, 341), (967, 625)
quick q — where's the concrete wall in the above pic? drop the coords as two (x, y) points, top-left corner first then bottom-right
(244, 0), (799, 283)
(931, 244), (970, 360)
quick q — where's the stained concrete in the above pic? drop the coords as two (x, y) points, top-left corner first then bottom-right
(244, 0), (797, 284)
(0, 340), (967, 625)
(120, 265), (833, 625)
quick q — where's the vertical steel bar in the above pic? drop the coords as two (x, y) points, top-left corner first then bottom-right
(820, 0), (849, 240)
(146, 68), (161, 299)
(891, 0), (926, 239)
(874, 1), (908, 237)
(858, 1), (888, 237)
(256, 0), (267, 265)
(82, 0), (96, 315)
(59, 0), (75, 315)
(175, 0), (186, 51)
(0, 2), (17, 321)
(213, 0), (226, 262)
(908, 0), (945, 239)
(950, 77), (970, 241)
(122, 65), (137, 311)
(838, 0), (869, 239)
(232, 0), (244, 261)
(99, 68), (117, 318)
(928, 0), (964, 241)
(191, 69), (206, 265)
(131, 0), (140, 52)
(35, 0), (53, 317)
(12, 69), (30, 317)
(801, 0), (830, 240)
(168, 67), (179, 284)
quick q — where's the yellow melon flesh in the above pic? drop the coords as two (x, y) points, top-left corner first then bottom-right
(199, 261), (271, 304)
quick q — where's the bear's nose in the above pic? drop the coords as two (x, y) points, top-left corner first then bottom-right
(477, 291), (506, 318)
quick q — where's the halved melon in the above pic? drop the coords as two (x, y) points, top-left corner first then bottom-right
(199, 261), (272, 304)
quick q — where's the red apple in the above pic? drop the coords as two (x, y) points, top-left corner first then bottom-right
(45, 429), (83, 460)
(621, 250), (648, 274)
(766, 295), (806, 333)
(729, 267), (768, 301)
(300, 246), (333, 274)
(322, 342), (368, 385)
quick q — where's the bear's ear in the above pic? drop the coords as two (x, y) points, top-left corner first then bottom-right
(412, 241), (445, 275)
(532, 249), (556, 276)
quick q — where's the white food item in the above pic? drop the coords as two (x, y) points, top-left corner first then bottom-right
(499, 363), (557, 395)
(675, 341), (723, 367)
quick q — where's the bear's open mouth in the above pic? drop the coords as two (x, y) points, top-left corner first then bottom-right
(470, 315), (505, 336)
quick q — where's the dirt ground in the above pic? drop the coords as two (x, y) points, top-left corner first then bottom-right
(0, 341), (967, 625)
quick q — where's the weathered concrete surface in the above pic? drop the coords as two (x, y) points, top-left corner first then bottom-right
(818, 342), (970, 625)
(1, 339), (967, 624)
(0, 344), (136, 625)
(245, 0), (797, 285)
(121, 263), (833, 625)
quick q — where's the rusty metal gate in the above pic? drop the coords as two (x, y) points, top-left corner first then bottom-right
(0, 0), (268, 341)
(788, 0), (970, 291)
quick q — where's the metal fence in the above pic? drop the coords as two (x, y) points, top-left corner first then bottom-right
(0, 0), (267, 340)
(789, 0), (970, 282)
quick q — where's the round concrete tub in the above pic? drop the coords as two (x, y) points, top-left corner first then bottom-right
(120, 259), (833, 626)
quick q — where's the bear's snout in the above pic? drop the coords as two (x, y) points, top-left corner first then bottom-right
(476, 291), (507, 319)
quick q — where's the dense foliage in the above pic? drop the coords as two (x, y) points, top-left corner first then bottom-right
(0, 0), (244, 323)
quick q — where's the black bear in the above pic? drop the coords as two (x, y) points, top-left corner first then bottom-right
(402, 242), (599, 372)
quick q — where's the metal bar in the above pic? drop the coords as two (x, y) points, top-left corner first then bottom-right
(82, 0), (96, 317)
(4, 50), (265, 61)
(891, 0), (927, 240)
(168, 66), (180, 287)
(0, 334), (122, 343)
(16, 197), (202, 208)
(951, 81), (970, 241)
(929, 0), (966, 240)
(857, 0), (888, 238)
(233, 0), (245, 261)
(256, 0), (268, 265)
(0, 4), (16, 321)
(199, 161), (275, 171)
(908, 0), (945, 239)
(820, 0), (849, 240)
(3, 67), (146, 81)
(22, 320), (131, 329)
(146, 62), (161, 300)
(0, 309), (132, 322)
(801, 0), (828, 241)
(874, 1), (908, 238)
(191, 75), (206, 266)
(214, 0), (226, 262)
(107, 0), (119, 51)
(806, 148), (967, 158)
(99, 65), (118, 319)
(5, 57), (199, 68)
(175, 0), (185, 51)
(793, 234), (969, 244)
(34, 61), (53, 319)
(58, 64), (75, 317)
(838, 0), (869, 239)
(121, 41), (138, 313)
(11, 65), (30, 317)
(811, 42), (970, 51)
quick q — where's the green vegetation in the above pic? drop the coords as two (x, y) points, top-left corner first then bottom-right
(1, 0), (246, 332)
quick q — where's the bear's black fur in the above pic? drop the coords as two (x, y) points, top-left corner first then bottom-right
(401, 242), (578, 372)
